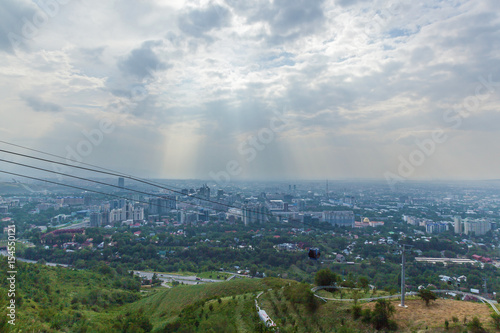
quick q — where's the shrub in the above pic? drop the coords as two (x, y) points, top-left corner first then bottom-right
(371, 299), (396, 331)
(491, 313), (500, 329)
(352, 305), (362, 320)
(361, 309), (372, 324)
(467, 316), (485, 333)
(283, 283), (318, 312)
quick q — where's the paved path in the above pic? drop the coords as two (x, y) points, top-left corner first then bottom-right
(312, 286), (500, 315)
(433, 289), (499, 315)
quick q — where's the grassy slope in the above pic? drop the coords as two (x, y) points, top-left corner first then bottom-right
(1, 262), (497, 332)
(364, 298), (499, 332)
(259, 287), (370, 333)
(126, 277), (283, 328)
(259, 287), (499, 333)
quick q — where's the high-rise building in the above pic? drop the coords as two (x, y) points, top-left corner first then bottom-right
(426, 222), (447, 234)
(133, 207), (144, 221)
(90, 211), (102, 227)
(149, 195), (176, 216)
(125, 202), (134, 220)
(118, 177), (125, 188)
(197, 184), (210, 200)
(463, 219), (491, 236)
(454, 216), (462, 234)
(243, 204), (269, 225)
(101, 209), (110, 226)
(322, 211), (355, 227)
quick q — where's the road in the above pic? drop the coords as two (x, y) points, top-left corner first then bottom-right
(0, 251), (69, 267)
(0, 251), (222, 286)
(132, 271), (223, 285)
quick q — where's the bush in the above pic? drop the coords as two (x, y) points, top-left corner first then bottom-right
(352, 305), (362, 320)
(113, 310), (152, 333)
(467, 316), (485, 333)
(361, 309), (372, 324)
(371, 299), (397, 331)
(283, 283), (318, 312)
(491, 313), (500, 329)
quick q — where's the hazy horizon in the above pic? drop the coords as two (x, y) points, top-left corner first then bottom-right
(1, 0), (499, 182)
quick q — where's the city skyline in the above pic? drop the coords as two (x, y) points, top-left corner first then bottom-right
(1, 0), (500, 181)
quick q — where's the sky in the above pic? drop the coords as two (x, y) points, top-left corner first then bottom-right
(0, 0), (499, 183)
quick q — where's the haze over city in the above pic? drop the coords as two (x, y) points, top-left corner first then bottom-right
(1, 0), (500, 181)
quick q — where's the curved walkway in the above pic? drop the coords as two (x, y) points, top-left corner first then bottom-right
(311, 286), (499, 315)
(312, 286), (416, 302)
(433, 290), (499, 315)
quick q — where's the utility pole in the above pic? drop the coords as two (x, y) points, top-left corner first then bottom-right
(400, 244), (413, 308)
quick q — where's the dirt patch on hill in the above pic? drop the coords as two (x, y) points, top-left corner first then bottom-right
(364, 298), (496, 331)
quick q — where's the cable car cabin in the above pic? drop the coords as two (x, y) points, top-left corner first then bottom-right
(308, 248), (321, 260)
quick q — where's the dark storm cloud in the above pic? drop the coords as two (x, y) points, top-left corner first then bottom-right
(21, 94), (63, 113)
(118, 40), (169, 80)
(177, 4), (231, 38)
(0, 0), (37, 53)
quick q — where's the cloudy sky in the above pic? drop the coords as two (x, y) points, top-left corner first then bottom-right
(0, 0), (499, 182)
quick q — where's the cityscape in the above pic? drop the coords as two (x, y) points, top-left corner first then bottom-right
(1, 0), (500, 331)
(0, 176), (499, 331)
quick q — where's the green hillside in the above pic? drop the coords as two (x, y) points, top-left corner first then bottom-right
(0, 260), (142, 332)
(127, 278), (266, 322)
(1, 261), (498, 332)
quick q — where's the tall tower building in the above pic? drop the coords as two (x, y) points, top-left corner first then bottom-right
(90, 211), (102, 227)
(454, 216), (462, 234)
(243, 204), (269, 225)
(118, 177), (125, 189)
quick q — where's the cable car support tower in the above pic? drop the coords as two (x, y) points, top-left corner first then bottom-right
(400, 244), (413, 308)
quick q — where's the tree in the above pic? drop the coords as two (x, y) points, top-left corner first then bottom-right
(314, 269), (338, 287)
(418, 288), (437, 306)
(152, 273), (161, 286)
(358, 276), (370, 290)
(352, 304), (362, 320)
(371, 299), (397, 331)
